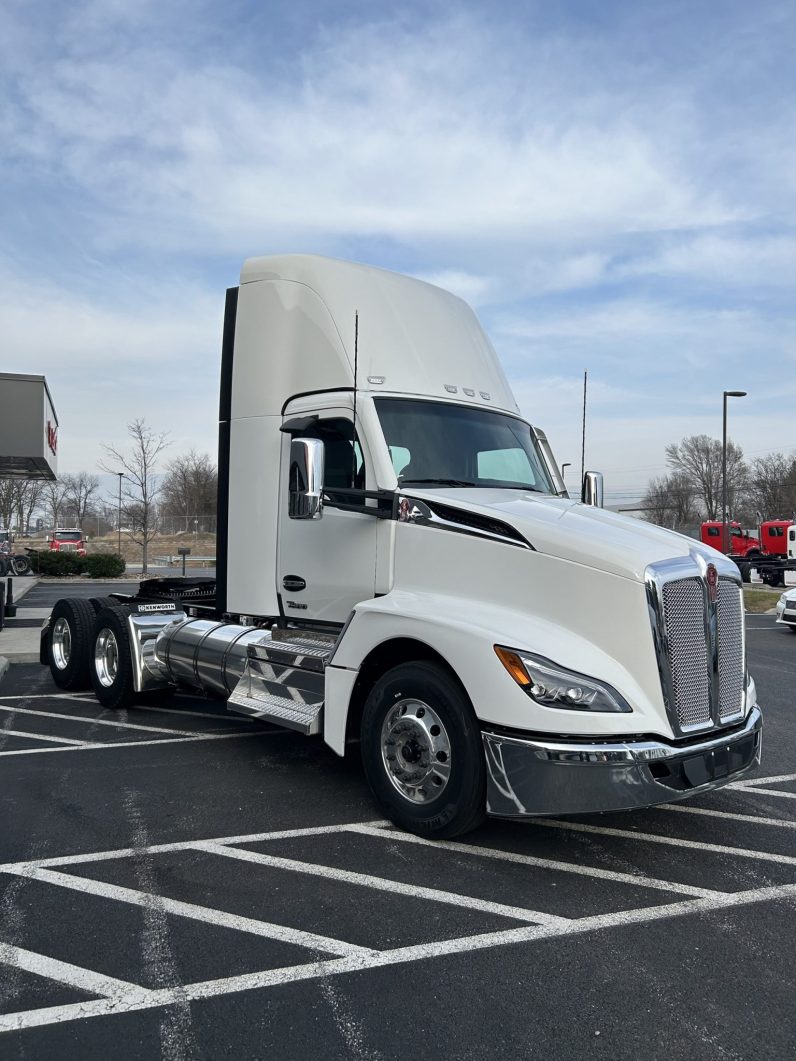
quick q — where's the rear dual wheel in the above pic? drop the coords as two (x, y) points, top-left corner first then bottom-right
(90, 606), (137, 710)
(47, 597), (131, 700)
(47, 598), (96, 690)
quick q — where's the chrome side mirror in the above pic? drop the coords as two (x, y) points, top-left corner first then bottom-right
(582, 471), (604, 508)
(289, 438), (324, 520)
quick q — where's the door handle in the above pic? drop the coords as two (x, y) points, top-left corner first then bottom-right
(282, 575), (306, 592)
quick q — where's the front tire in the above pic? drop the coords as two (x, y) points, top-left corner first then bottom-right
(361, 661), (486, 839)
(90, 606), (137, 709)
(11, 556), (31, 576)
(47, 598), (96, 690)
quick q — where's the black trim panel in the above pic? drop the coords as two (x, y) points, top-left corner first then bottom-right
(216, 286), (238, 616)
(219, 287), (238, 423)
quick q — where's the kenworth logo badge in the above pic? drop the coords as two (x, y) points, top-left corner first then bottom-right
(706, 563), (719, 604)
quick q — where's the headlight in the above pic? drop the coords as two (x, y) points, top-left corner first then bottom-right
(779, 594), (787, 606)
(495, 646), (632, 713)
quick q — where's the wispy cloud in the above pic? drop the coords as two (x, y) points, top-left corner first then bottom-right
(0, 0), (794, 499)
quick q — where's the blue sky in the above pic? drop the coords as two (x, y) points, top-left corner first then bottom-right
(2, 0), (794, 505)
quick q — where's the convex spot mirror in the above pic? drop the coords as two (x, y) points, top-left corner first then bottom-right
(289, 437), (325, 520)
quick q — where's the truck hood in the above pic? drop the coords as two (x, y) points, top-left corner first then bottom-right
(405, 488), (718, 583)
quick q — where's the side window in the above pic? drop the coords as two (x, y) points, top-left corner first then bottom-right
(389, 446), (411, 477)
(300, 418), (364, 490)
(770, 527), (784, 538)
(707, 527), (720, 537)
(731, 527), (741, 537)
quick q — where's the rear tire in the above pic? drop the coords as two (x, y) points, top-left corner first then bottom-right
(360, 661), (486, 839)
(88, 596), (119, 614)
(47, 598), (96, 690)
(10, 556), (31, 576)
(90, 606), (137, 710)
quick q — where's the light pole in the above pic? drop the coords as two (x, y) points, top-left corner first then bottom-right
(722, 390), (747, 554)
(117, 472), (124, 556)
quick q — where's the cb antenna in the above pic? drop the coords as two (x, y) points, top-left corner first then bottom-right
(352, 311), (359, 485)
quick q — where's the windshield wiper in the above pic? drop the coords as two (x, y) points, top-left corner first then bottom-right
(400, 478), (478, 487)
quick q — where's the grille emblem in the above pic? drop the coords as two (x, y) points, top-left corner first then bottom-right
(706, 563), (718, 604)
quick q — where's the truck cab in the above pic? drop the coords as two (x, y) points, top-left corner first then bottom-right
(760, 519), (792, 558)
(48, 529), (87, 556)
(700, 521), (761, 557)
(41, 255), (762, 839)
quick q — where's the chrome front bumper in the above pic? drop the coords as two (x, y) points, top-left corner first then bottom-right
(483, 705), (762, 818)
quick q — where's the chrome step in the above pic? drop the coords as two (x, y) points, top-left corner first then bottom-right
(248, 630), (338, 674)
(230, 692), (324, 734)
(228, 690), (323, 735)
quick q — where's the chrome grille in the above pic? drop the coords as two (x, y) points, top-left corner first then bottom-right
(661, 578), (710, 729)
(718, 579), (744, 720)
(59, 542), (78, 552)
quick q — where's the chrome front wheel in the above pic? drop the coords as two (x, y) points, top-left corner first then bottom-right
(361, 661), (486, 839)
(381, 698), (452, 803)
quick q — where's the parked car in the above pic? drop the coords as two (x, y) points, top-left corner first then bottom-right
(775, 589), (796, 631)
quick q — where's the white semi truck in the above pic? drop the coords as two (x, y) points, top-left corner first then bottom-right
(41, 255), (762, 838)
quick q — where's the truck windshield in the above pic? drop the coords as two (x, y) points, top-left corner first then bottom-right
(374, 398), (555, 493)
(57, 531), (82, 540)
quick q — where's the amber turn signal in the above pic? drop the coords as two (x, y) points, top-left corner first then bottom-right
(494, 646), (531, 686)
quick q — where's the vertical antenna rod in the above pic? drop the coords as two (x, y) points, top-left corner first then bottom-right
(580, 369), (587, 484)
(352, 311), (359, 484)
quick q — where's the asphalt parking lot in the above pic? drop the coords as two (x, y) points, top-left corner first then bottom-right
(0, 587), (794, 1059)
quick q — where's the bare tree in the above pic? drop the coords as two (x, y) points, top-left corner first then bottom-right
(62, 472), (100, 530)
(665, 434), (747, 520)
(641, 473), (697, 530)
(0, 479), (43, 535)
(14, 479), (43, 536)
(160, 451), (217, 533)
(0, 480), (16, 530)
(100, 420), (170, 574)
(746, 452), (796, 519)
(41, 478), (70, 530)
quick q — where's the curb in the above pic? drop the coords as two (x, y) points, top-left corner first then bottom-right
(0, 576), (43, 668)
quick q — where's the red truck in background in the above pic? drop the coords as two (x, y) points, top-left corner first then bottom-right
(701, 521), (762, 558)
(48, 529), (87, 556)
(700, 519), (794, 585)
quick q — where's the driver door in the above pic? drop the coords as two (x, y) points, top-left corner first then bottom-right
(277, 413), (378, 623)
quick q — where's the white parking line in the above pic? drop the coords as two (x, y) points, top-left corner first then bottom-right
(661, 804), (796, 829)
(195, 841), (573, 927)
(347, 824), (724, 899)
(3, 879), (795, 1033)
(0, 943), (149, 1002)
(0, 703), (200, 737)
(0, 822), (388, 875)
(0, 730), (272, 759)
(130, 703), (260, 724)
(727, 771), (796, 789)
(23, 868), (375, 958)
(531, 819), (796, 866)
(738, 788), (796, 801)
(0, 729), (91, 747)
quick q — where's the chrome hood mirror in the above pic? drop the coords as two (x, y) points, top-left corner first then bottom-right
(289, 437), (324, 520)
(581, 471), (604, 508)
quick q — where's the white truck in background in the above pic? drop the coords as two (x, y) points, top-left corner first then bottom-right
(41, 255), (762, 838)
